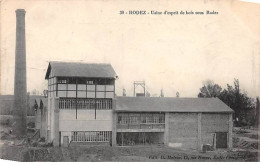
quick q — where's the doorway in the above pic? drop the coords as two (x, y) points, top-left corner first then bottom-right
(216, 132), (227, 149)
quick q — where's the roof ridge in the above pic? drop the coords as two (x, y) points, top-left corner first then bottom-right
(45, 61), (117, 79)
(50, 61), (112, 65)
(115, 96), (233, 113)
(116, 96), (218, 99)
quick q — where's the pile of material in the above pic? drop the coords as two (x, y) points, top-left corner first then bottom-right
(235, 138), (258, 150)
(233, 127), (259, 151)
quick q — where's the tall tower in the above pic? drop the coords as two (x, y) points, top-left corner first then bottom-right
(13, 9), (27, 136)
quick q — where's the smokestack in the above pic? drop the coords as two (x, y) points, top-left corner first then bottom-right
(13, 9), (27, 136)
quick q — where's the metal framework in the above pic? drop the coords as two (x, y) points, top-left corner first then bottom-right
(133, 81), (145, 97)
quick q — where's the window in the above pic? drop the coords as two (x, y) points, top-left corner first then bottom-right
(117, 115), (128, 124)
(95, 99), (112, 109)
(117, 112), (166, 130)
(159, 114), (165, 123)
(68, 77), (76, 84)
(59, 99), (76, 109)
(153, 116), (159, 123)
(129, 116), (138, 124)
(122, 116), (128, 124)
(141, 116), (146, 123)
(106, 79), (114, 85)
(87, 80), (94, 85)
(58, 78), (67, 84)
(118, 116), (122, 124)
(77, 78), (86, 84)
(146, 116), (153, 123)
(58, 98), (112, 109)
(141, 115), (153, 123)
(71, 131), (111, 142)
(96, 79), (106, 85)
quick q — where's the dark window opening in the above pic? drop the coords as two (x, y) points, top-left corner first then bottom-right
(106, 79), (114, 85)
(68, 77), (77, 84)
(77, 78), (86, 84)
(96, 79), (106, 85)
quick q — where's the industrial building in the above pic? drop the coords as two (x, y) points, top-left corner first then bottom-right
(36, 61), (233, 151)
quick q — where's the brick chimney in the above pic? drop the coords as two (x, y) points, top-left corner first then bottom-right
(13, 9), (27, 136)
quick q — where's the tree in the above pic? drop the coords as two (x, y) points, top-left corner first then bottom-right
(198, 78), (255, 126)
(255, 97), (260, 127)
(218, 79), (255, 126)
(255, 97), (259, 127)
(198, 80), (222, 98)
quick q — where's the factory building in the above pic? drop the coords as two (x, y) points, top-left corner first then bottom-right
(115, 97), (233, 150)
(42, 61), (233, 150)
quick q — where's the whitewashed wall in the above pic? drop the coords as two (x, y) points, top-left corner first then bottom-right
(59, 109), (113, 132)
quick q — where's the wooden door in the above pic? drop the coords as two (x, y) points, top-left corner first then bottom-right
(216, 132), (227, 148)
(63, 136), (69, 147)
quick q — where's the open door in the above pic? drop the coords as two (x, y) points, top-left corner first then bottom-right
(216, 132), (227, 149)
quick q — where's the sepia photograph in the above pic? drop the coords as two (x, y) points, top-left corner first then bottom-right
(0, 0), (259, 162)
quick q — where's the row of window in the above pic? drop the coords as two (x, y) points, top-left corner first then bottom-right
(48, 84), (114, 98)
(117, 113), (165, 124)
(59, 91), (114, 98)
(48, 84), (114, 92)
(55, 77), (114, 85)
(59, 98), (113, 109)
(71, 131), (111, 142)
(48, 91), (114, 98)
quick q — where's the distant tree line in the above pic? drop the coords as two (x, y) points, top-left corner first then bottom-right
(198, 79), (259, 127)
(0, 93), (41, 116)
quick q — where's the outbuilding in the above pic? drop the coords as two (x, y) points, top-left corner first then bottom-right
(114, 96), (233, 150)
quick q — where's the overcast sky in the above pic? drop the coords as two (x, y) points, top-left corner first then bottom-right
(0, 0), (259, 98)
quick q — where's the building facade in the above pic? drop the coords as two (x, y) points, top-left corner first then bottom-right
(115, 97), (233, 150)
(43, 61), (233, 150)
(45, 62), (116, 146)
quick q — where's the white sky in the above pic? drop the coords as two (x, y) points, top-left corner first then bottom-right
(0, 0), (259, 98)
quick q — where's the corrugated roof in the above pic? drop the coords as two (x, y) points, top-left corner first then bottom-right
(115, 97), (234, 113)
(45, 61), (117, 79)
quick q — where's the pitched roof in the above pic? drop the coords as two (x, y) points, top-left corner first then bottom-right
(115, 97), (234, 113)
(45, 61), (117, 79)
(34, 98), (48, 108)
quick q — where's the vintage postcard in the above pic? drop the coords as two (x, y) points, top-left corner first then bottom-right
(0, 0), (259, 162)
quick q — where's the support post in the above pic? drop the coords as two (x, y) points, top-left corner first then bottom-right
(42, 106), (47, 139)
(121, 132), (124, 146)
(75, 78), (78, 119)
(112, 98), (117, 146)
(144, 82), (146, 97)
(53, 98), (60, 146)
(164, 112), (169, 145)
(133, 82), (135, 97)
(228, 113), (233, 149)
(197, 113), (202, 151)
(94, 81), (97, 119)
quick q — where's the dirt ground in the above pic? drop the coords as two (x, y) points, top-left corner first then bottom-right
(0, 125), (259, 162)
(0, 144), (258, 162)
(233, 127), (259, 152)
